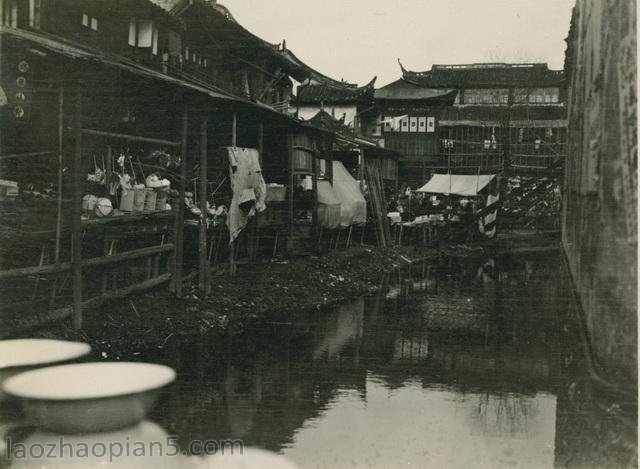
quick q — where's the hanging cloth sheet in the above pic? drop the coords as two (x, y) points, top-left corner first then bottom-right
(332, 161), (367, 227)
(317, 180), (341, 229)
(226, 147), (266, 244)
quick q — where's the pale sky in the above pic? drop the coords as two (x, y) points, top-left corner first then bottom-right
(221, 0), (575, 87)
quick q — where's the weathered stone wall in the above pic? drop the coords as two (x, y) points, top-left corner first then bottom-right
(562, 0), (637, 387)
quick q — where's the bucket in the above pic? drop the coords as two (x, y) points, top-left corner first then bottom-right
(133, 188), (146, 212)
(120, 188), (134, 212)
(143, 189), (157, 211)
(155, 191), (169, 211)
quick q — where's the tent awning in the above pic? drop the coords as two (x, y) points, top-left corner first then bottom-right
(416, 174), (496, 196)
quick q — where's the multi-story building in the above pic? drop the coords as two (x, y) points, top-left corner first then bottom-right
(362, 63), (567, 187)
(0, 0), (350, 325)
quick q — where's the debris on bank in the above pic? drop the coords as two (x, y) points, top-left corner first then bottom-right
(30, 246), (421, 359)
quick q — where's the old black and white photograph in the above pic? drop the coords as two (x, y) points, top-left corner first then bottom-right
(0, 0), (637, 467)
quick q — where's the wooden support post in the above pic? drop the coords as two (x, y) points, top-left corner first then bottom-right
(173, 107), (188, 297)
(54, 86), (64, 265)
(101, 235), (109, 294)
(229, 111), (237, 275)
(50, 85), (64, 307)
(198, 116), (208, 292)
(272, 230), (279, 258)
(287, 133), (294, 243)
(231, 111), (237, 147)
(250, 119), (264, 261)
(71, 88), (83, 330)
(257, 120), (264, 166)
(311, 143), (319, 243)
(358, 148), (365, 192)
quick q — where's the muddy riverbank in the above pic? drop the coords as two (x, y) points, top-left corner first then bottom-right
(21, 230), (560, 360)
(26, 245), (422, 358)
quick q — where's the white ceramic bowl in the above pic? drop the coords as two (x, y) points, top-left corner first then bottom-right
(0, 339), (91, 397)
(2, 362), (176, 433)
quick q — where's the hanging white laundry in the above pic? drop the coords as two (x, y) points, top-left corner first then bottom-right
(226, 147), (266, 244)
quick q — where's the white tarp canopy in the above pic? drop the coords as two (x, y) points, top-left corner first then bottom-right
(332, 161), (367, 227)
(317, 180), (342, 229)
(416, 174), (496, 197)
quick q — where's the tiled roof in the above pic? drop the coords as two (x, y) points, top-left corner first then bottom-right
(306, 110), (377, 147)
(401, 63), (564, 88)
(154, 0), (344, 86)
(297, 77), (377, 104)
(374, 79), (457, 102)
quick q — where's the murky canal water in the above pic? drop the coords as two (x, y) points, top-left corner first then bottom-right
(4, 254), (636, 468)
(149, 254), (636, 468)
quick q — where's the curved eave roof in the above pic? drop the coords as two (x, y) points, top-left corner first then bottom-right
(375, 79), (457, 102)
(158, 0), (345, 87)
(298, 77), (377, 104)
(401, 63), (565, 88)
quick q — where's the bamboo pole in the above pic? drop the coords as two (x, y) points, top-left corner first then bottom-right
(198, 116), (208, 292)
(173, 107), (188, 297)
(71, 88), (83, 329)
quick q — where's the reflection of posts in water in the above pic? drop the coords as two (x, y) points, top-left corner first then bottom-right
(224, 365), (260, 439)
(313, 298), (365, 362)
(473, 392), (540, 436)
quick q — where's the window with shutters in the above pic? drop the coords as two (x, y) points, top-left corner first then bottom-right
(81, 12), (98, 31)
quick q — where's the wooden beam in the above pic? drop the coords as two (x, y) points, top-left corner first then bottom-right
(0, 151), (57, 160)
(82, 210), (173, 227)
(84, 244), (174, 268)
(81, 128), (181, 147)
(0, 262), (71, 280)
(198, 116), (208, 292)
(71, 87), (83, 330)
(0, 244), (174, 280)
(6, 273), (173, 338)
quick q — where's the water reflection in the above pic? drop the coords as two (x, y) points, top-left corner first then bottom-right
(141, 254), (635, 467)
(8, 254), (631, 468)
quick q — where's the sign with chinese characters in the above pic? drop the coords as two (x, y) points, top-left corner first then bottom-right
(380, 115), (436, 133)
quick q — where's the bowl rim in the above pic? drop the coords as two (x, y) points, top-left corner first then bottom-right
(0, 338), (91, 370)
(2, 361), (176, 401)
